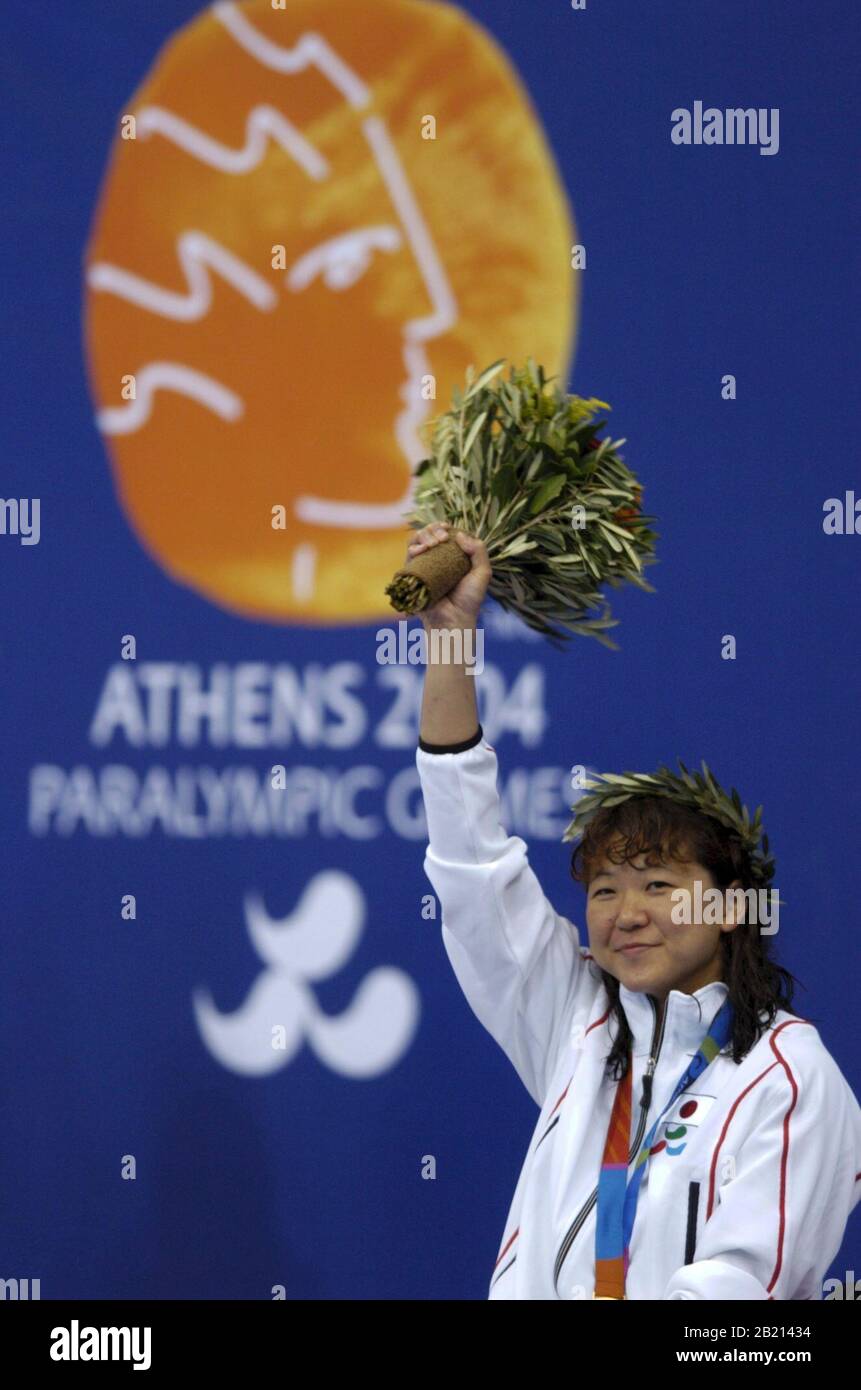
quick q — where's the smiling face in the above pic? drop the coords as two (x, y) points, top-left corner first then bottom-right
(585, 842), (742, 1007)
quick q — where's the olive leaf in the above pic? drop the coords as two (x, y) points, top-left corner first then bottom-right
(562, 757), (775, 886)
(391, 358), (657, 646)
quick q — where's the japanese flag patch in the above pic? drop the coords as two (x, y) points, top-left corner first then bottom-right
(649, 1091), (717, 1158)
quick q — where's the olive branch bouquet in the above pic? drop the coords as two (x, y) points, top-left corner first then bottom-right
(384, 358), (658, 649)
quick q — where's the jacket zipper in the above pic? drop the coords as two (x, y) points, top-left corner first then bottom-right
(552, 994), (667, 1295)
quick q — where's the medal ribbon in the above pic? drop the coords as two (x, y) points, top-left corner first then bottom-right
(593, 996), (734, 1299)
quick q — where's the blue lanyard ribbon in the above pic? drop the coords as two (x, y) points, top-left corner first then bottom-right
(594, 995), (734, 1296)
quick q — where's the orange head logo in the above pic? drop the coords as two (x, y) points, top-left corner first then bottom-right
(83, 0), (577, 624)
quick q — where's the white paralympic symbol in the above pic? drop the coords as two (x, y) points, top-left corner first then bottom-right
(193, 867), (420, 1077)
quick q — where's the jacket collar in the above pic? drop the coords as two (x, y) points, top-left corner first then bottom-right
(617, 979), (731, 1058)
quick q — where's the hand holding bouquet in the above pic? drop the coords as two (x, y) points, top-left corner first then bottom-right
(385, 359), (657, 649)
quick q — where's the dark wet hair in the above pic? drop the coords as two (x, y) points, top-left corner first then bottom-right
(569, 794), (802, 1079)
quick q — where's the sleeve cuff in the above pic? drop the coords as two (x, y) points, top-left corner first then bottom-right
(663, 1259), (770, 1300)
(418, 723), (484, 754)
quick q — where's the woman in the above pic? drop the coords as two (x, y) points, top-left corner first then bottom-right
(411, 522), (861, 1300)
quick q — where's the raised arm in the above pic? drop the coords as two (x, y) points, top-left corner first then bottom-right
(412, 525), (593, 1107)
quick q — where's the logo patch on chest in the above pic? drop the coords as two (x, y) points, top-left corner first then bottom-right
(648, 1091), (716, 1158)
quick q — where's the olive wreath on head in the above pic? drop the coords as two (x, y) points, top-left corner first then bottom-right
(562, 758), (776, 890)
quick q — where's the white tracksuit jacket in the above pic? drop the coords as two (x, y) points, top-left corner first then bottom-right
(416, 726), (861, 1300)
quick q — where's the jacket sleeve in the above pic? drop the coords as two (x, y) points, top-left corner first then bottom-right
(416, 728), (590, 1108)
(663, 1027), (861, 1300)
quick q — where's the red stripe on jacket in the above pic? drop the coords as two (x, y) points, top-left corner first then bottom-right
(501, 1005), (614, 1266)
(494, 1227), (519, 1268)
(705, 1019), (813, 1295)
(545, 1007), (612, 1122)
